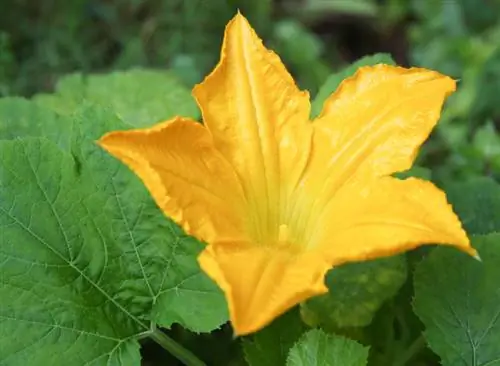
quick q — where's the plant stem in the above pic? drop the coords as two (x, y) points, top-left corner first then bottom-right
(392, 335), (426, 366)
(149, 328), (206, 366)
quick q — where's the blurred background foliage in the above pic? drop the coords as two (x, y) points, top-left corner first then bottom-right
(1, 0), (499, 364)
(1, 0), (499, 183)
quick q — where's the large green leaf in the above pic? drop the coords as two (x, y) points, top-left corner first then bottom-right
(0, 107), (227, 365)
(286, 329), (369, 366)
(413, 233), (500, 366)
(0, 138), (142, 365)
(0, 97), (72, 149)
(71, 106), (228, 330)
(311, 53), (396, 118)
(34, 69), (200, 126)
(445, 177), (500, 235)
(243, 308), (306, 366)
(301, 255), (407, 329)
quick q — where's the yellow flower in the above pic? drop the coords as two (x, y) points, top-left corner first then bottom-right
(98, 13), (476, 335)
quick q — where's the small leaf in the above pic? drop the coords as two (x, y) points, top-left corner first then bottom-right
(394, 166), (432, 180)
(34, 69), (200, 126)
(413, 233), (500, 366)
(311, 53), (396, 118)
(301, 255), (407, 328)
(286, 329), (369, 366)
(243, 308), (306, 366)
(445, 177), (500, 235)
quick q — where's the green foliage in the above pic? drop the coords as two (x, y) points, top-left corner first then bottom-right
(0, 97), (227, 365)
(1, 0), (499, 365)
(270, 20), (331, 95)
(409, 0), (500, 183)
(0, 97), (73, 149)
(243, 309), (306, 366)
(413, 233), (500, 366)
(34, 70), (200, 125)
(301, 255), (407, 329)
(286, 329), (369, 366)
(393, 166), (432, 180)
(445, 177), (500, 235)
(0, 138), (143, 365)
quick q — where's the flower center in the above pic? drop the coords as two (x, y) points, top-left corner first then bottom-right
(278, 224), (289, 244)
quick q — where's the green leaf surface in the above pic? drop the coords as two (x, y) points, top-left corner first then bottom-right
(473, 122), (500, 160)
(243, 308), (306, 366)
(34, 69), (200, 126)
(270, 19), (331, 93)
(470, 46), (500, 124)
(71, 105), (228, 331)
(0, 97), (72, 149)
(286, 329), (369, 366)
(413, 233), (500, 366)
(445, 177), (500, 235)
(393, 166), (432, 180)
(311, 53), (396, 118)
(0, 138), (143, 365)
(301, 255), (407, 329)
(0, 107), (227, 365)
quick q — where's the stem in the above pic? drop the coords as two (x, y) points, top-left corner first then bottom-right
(149, 328), (206, 366)
(392, 335), (426, 366)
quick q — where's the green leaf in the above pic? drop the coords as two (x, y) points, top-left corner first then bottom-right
(301, 255), (407, 329)
(270, 20), (331, 93)
(393, 166), (432, 180)
(295, 0), (378, 20)
(0, 138), (142, 365)
(286, 329), (369, 366)
(34, 69), (200, 126)
(0, 97), (72, 149)
(413, 233), (500, 366)
(445, 177), (500, 235)
(0, 107), (227, 365)
(243, 308), (306, 366)
(470, 46), (500, 124)
(311, 53), (396, 118)
(473, 121), (500, 160)
(71, 105), (228, 331)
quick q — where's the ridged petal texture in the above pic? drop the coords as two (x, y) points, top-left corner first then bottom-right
(99, 12), (476, 335)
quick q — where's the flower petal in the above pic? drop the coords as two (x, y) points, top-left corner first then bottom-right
(309, 177), (476, 264)
(287, 65), (457, 238)
(98, 117), (247, 243)
(193, 13), (312, 242)
(314, 65), (456, 180)
(198, 242), (329, 335)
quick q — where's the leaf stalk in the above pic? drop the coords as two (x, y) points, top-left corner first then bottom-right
(149, 328), (206, 366)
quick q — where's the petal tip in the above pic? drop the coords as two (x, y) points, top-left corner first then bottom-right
(461, 242), (479, 260)
(472, 251), (482, 262)
(96, 131), (120, 151)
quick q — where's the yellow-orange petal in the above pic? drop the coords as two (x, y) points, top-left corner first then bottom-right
(193, 12), (312, 242)
(314, 65), (456, 181)
(288, 65), (457, 234)
(198, 242), (330, 335)
(97, 117), (247, 243)
(309, 176), (476, 264)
